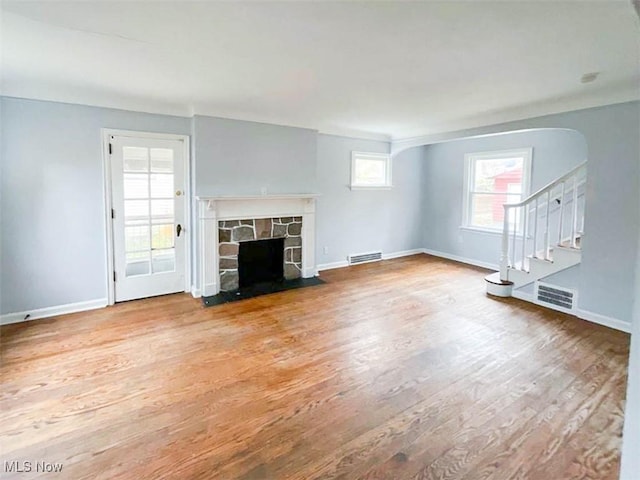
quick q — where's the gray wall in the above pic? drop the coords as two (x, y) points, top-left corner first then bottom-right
(0, 97), (191, 314)
(192, 115), (317, 196)
(417, 101), (639, 323)
(620, 218), (640, 478)
(316, 135), (423, 266)
(421, 128), (587, 267)
(190, 115), (318, 288)
(2, 96), (637, 327)
(1, 97), (413, 315)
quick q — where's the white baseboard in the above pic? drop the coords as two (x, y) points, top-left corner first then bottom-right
(191, 286), (202, 299)
(382, 248), (425, 260)
(317, 248), (425, 272)
(317, 260), (350, 271)
(421, 248), (499, 271)
(0, 298), (108, 326)
(576, 309), (631, 334)
(510, 290), (631, 333)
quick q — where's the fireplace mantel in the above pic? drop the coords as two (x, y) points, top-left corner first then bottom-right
(197, 194), (320, 200)
(196, 194), (318, 297)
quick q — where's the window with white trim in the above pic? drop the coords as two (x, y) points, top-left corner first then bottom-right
(462, 148), (532, 232)
(351, 152), (392, 189)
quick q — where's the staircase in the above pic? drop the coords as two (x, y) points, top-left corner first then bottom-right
(485, 162), (587, 298)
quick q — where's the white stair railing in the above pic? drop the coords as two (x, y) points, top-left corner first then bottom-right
(500, 161), (587, 282)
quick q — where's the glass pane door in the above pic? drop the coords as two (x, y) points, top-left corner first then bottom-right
(123, 146), (176, 277)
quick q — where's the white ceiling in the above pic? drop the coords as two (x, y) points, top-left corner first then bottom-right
(1, 1), (639, 140)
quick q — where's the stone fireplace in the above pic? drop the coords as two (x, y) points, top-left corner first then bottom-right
(218, 217), (303, 291)
(196, 195), (317, 297)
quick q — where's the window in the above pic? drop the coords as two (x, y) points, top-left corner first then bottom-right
(462, 148), (532, 232)
(351, 152), (392, 189)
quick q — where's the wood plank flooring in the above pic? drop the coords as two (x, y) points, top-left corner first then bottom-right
(0, 255), (630, 479)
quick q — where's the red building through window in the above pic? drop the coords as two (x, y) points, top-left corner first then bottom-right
(491, 165), (523, 224)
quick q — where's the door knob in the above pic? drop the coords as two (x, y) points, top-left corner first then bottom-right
(176, 224), (182, 237)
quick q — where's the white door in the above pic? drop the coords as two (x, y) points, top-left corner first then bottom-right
(110, 135), (187, 302)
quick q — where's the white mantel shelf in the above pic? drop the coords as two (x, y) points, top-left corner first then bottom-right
(196, 194), (320, 201)
(196, 194), (318, 298)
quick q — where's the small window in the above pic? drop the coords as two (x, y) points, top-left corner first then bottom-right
(351, 152), (392, 189)
(462, 148), (532, 232)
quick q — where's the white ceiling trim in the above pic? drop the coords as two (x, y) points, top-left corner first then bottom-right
(2, 1), (639, 141)
(391, 86), (639, 152)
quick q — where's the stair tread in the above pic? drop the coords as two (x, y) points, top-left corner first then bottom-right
(527, 255), (553, 262)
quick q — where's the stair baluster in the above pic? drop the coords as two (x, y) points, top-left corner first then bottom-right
(500, 161), (586, 282)
(511, 210), (517, 269)
(572, 175), (579, 248)
(544, 190), (551, 260)
(532, 198), (539, 260)
(558, 181), (565, 245)
(521, 203), (528, 272)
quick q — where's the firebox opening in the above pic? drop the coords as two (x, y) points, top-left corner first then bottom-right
(238, 237), (285, 288)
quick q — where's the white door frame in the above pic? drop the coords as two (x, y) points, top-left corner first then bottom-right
(101, 129), (191, 305)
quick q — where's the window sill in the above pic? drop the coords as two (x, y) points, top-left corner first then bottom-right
(350, 185), (393, 191)
(459, 226), (527, 237)
(459, 226), (503, 236)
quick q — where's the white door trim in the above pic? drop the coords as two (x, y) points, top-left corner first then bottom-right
(102, 129), (191, 305)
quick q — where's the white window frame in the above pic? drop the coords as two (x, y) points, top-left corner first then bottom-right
(461, 148), (532, 234)
(350, 151), (392, 190)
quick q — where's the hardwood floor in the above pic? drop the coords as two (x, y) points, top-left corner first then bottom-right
(0, 255), (630, 479)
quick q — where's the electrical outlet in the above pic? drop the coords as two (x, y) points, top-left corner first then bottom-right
(323, 246), (329, 255)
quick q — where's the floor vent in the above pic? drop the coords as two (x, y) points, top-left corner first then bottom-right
(348, 251), (383, 265)
(536, 282), (576, 310)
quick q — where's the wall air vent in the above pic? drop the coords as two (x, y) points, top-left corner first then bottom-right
(348, 251), (383, 265)
(536, 282), (576, 311)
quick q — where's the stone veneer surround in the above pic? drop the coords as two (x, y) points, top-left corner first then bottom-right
(218, 217), (303, 291)
(196, 195), (317, 297)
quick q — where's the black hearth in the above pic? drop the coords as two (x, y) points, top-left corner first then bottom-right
(238, 237), (285, 288)
(204, 235), (324, 307)
(203, 229), (325, 307)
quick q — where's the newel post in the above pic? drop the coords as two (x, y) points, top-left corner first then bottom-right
(500, 205), (510, 282)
